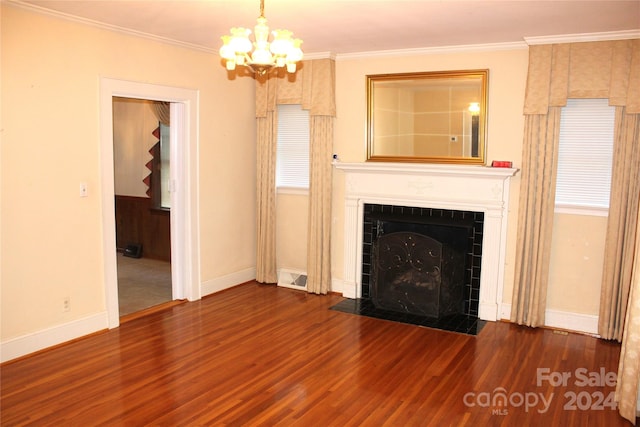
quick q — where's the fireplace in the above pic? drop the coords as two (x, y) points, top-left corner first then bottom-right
(334, 162), (518, 323)
(363, 204), (483, 320)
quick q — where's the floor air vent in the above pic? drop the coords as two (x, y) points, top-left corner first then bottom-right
(277, 269), (307, 291)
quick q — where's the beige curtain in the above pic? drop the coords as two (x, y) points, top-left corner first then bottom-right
(599, 110), (640, 340)
(255, 59), (336, 293)
(152, 101), (170, 126)
(307, 116), (333, 294)
(510, 109), (561, 326)
(513, 39), (640, 422)
(511, 40), (640, 329)
(616, 198), (640, 424)
(255, 111), (278, 283)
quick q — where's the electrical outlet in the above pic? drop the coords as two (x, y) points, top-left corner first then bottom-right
(63, 297), (71, 312)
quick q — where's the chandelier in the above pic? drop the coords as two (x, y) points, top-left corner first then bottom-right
(219, 0), (303, 76)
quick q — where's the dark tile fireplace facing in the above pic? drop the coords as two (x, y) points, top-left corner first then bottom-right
(331, 203), (486, 335)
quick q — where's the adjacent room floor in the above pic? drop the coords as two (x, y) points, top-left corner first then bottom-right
(116, 253), (172, 316)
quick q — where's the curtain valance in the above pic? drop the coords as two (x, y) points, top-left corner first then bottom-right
(255, 58), (336, 117)
(151, 101), (171, 126)
(524, 39), (640, 114)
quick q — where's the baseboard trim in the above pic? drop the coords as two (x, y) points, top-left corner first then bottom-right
(1, 267), (257, 363)
(331, 278), (345, 295)
(201, 267), (256, 297)
(500, 303), (599, 335)
(340, 280), (357, 299)
(0, 312), (109, 363)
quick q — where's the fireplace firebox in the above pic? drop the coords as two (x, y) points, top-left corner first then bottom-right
(372, 232), (464, 318)
(363, 204), (484, 319)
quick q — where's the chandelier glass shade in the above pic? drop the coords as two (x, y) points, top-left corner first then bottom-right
(219, 0), (303, 76)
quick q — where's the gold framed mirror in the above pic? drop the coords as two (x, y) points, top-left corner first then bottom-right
(367, 69), (488, 164)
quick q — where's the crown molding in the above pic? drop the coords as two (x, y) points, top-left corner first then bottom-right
(303, 52), (336, 61)
(335, 41), (527, 60)
(8, 1), (638, 59)
(6, 0), (217, 54)
(524, 30), (640, 45)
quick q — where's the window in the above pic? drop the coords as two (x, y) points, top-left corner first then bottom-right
(276, 104), (309, 190)
(555, 98), (615, 215)
(159, 123), (171, 208)
(151, 122), (171, 209)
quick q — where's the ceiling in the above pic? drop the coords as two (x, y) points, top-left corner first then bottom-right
(14, 0), (640, 55)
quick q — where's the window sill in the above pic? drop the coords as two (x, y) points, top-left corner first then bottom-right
(554, 204), (608, 217)
(277, 187), (309, 196)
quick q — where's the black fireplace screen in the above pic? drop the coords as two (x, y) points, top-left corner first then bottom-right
(362, 204), (484, 318)
(371, 232), (464, 318)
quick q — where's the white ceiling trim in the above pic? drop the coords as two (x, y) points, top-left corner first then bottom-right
(336, 41), (528, 61)
(7, 0), (217, 54)
(9, 0), (527, 60)
(524, 30), (640, 45)
(9, 0), (639, 60)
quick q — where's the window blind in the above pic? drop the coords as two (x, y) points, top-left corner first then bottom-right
(276, 104), (310, 189)
(555, 98), (615, 211)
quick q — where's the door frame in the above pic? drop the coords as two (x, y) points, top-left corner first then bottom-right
(100, 78), (201, 328)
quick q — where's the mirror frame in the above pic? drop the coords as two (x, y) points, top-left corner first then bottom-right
(366, 69), (488, 164)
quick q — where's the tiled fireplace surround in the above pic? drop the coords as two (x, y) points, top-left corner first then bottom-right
(334, 162), (518, 322)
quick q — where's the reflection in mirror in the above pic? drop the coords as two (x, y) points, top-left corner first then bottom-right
(367, 70), (488, 164)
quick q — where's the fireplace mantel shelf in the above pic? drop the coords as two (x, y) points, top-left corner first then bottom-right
(336, 160), (518, 322)
(334, 161), (519, 179)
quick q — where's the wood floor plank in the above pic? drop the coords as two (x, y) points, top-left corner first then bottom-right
(0, 282), (632, 426)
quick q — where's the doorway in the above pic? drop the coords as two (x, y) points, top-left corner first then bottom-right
(112, 97), (172, 316)
(100, 78), (201, 329)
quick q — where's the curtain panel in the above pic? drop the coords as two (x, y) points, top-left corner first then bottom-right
(512, 39), (640, 327)
(510, 109), (561, 326)
(599, 110), (640, 341)
(615, 198), (640, 424)
(254, 59), (336, 294)
(513, 38), (640, 423)
(307, 116), (334, 295)
(255, 111), (278, 283)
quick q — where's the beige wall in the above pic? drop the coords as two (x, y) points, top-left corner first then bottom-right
(1, 4), (614, 347)
(548, 213), (607, 315)
(1, 5), (256, 340)
(276, 193), (309, 273)
(274, 48), (608, 320)
(331, 49), (608, 320)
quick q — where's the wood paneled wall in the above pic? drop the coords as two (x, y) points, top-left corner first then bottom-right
(115, 195), (170, 261)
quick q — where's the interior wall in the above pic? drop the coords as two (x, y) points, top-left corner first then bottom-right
(1, 4), (256, 341)
(276, 193), (309, 274)
(548, 213), (608, 315)
(330, 47), (607, 321)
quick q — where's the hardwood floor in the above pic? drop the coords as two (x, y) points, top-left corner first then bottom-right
(1, 282), (631, 426)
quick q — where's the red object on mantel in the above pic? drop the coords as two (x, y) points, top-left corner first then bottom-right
(491, 160), (513, 168)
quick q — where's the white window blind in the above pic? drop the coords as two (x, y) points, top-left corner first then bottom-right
(555, 98), (615, 212)
(276, 104), (309, 189)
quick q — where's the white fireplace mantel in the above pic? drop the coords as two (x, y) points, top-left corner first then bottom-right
(334, 161), (519, 322)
